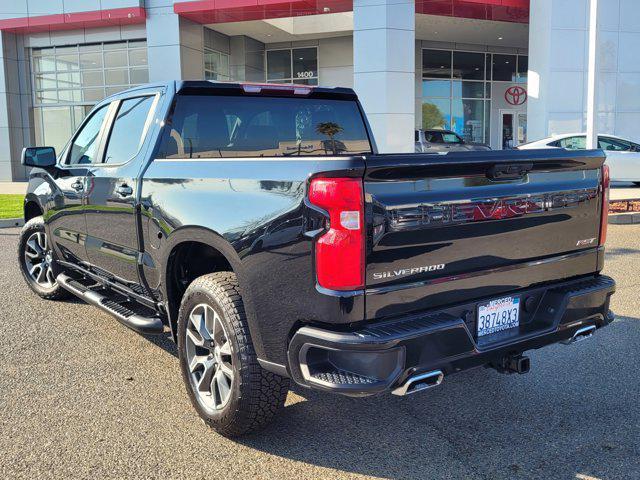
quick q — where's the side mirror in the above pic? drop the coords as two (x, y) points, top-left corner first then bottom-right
(22, 146), (57, 168)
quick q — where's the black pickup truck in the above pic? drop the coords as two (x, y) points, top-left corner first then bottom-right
(19, 81), (615, 436)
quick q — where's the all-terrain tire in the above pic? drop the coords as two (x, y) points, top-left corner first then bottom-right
(177, 271), (289, 437)
(18, 216), (70, 300)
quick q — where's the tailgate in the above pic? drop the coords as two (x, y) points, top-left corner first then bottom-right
(363, 149), (606, 320)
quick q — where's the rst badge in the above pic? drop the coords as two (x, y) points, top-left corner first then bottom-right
(576, 238), (596, 247)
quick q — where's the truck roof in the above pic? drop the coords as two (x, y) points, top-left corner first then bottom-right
(98, 80), (360, 106)
(175, 80), (358, 100)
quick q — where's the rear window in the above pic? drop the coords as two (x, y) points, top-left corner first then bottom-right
(157, 95), (372, 159)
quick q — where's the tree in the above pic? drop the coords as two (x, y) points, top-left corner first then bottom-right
(422, 103), (446, 130)
(315, 122), (344, 154)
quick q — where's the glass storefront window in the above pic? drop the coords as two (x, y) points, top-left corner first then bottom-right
(55, 54), (79, 72)
(31, 40), (149, 147)
(129, 48), (148, 66)
(104, 50), (128, 68)
(79, 52), (102, 69)
(517, 56), (528, 84)
(130, 68), (149, 85)
(82, 88), (105, 102)
(35, 73), (56, 90)
(40, 107), (74, 153)
(266, 50), (291, 81)
(105, 69), (128, 86)
(266, 47), (318, 85)
(82, 70), (103, 87)
(58, 90), (82, 102)
(453, 52), (485, 80)
(422, 48), (496, 143)
(421, 99), (451, 130)
(204, 49), (230, 81)
(452, 81), (485, 99)
(451, 99), (485, 143)
(57, 72), (81, 89)
(492, 54), (517, 81)
(484, 101), (491, 146)
(422, 49), (528, 145)
(422, 80), (451, 98)
(423, 49), (452, 78)
(292, 47), (317, 83)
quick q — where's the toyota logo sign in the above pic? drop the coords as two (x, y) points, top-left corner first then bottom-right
(505, 86), (527, 106)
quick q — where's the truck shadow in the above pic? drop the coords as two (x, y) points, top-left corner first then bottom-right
(233, 316), (640, 479)
(605, 247), (640, 257)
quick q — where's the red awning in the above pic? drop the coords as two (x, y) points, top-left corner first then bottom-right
(0, 7), (146, 34)
(173, 0), (529, 24)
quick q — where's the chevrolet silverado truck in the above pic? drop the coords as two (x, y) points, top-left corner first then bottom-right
(18, 81), (615, 436)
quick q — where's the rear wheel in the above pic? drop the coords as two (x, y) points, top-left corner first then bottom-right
(18, 216), (70, 300)
(177, 272), (289, 437)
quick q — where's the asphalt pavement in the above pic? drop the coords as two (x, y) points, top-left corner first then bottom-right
(1, 225), (639, 479)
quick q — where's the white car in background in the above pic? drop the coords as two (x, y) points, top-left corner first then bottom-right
(518, 133), (640, 184)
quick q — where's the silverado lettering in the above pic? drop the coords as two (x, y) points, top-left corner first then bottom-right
(372, 264), (446, 280)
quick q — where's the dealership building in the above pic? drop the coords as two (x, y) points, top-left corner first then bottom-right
(0, 0), (637, 181)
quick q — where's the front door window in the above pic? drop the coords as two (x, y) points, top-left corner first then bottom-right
(67, 105), (110, 165)
(500, 111), (527, 149)
(518, 113), (527, 145)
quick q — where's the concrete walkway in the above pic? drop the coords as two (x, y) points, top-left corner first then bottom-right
(611, 184), (640, 201)
(0, 182), (28, 195)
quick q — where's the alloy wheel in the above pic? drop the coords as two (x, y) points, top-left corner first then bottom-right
(185, 303), (234, 412)
(23, 231), (56, 289)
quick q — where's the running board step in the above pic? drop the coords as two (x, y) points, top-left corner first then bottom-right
(57, 273), (165, 335)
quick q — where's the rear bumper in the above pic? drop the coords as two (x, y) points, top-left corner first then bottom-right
(287, 275), (616, 396)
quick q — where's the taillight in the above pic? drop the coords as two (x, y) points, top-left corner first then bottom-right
(599, 164), (610, 246)
(308, 177), (365, 291)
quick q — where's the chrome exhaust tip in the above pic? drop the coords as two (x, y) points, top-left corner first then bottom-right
(562, 324), (596, 345)
(392, 370), (444, 396)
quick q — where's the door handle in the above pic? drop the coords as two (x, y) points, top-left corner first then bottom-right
(71, 180), (84, 192)
(116, 184), (133, 197)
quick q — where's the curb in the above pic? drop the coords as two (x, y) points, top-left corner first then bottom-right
(608, 212), (640, 225)
(0, 218), (23, 229)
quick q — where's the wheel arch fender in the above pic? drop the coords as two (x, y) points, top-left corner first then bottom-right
(160, 226), (264, 353)
(23, 192), (44, 221)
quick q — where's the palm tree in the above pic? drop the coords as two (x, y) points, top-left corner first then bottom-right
(316, 122), (344, 154)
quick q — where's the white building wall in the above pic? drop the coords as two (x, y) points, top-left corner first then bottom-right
(146, 0), (203, 82)
(318, 36), (353, 88)
(528, 0), (640, 143)
(353, 0), (415, 153)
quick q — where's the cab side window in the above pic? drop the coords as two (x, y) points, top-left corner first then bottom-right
(426, 132), (444, 143)
(103, 96), (155, 165)
(442, 133), (462, 144)
(598, 137), (631, 152)
(558, 136), (586, 150)
(67, 105), (109, 165)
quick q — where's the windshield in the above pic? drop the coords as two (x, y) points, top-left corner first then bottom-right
(442, 133), (463, 144)
(158, 95), (372, 158)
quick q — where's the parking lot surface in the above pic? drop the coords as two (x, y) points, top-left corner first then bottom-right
(1, 225), (639, 480)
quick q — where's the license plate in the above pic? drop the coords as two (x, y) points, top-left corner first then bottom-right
(477, 296), (520, 337)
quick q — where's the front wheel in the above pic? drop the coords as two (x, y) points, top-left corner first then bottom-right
(177, 272), (289, 437)
(18, 216), (70, 300)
